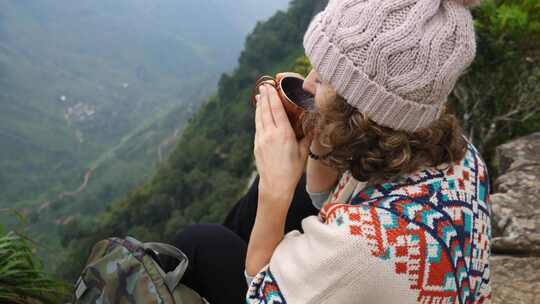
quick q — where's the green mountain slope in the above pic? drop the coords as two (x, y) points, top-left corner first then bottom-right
(59, 0), (328, 280)
(0, 0), (291, 273)
(0, 0), (289, 208)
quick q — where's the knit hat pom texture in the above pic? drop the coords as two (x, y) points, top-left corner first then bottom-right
(303, 0), (478, 132)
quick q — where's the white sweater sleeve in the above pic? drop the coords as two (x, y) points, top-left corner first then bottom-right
(259, 214), (418, 304)
(244, 182), (333, 287)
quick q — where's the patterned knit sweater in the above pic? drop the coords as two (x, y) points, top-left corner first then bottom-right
(245, 141), (491, 303)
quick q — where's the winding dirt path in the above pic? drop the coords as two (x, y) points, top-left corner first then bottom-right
(40, 126), (180, 213)
(37, 164), (96, 214)
(58, 165), (96, 199)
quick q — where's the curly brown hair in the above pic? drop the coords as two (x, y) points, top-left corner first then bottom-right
(302, 95), (467, 185)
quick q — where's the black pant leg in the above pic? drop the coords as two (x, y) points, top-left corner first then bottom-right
(222, 173), (319, 243)
(170, 174), (320, 303)
(222, 176), (259, 243)
(171, 224), (247, 304)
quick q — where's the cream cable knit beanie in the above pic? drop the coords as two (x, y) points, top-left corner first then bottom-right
(303, 0), (480, 132)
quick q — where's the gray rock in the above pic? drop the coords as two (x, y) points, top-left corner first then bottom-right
(491, 132), (540, 255)
(495, 132), (540, 174)
(490, 256), (540, 304)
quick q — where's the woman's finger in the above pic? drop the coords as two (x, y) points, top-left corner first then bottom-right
(255, 94), (263, 132)
(266, 85), (289, 129)
(260, 85), (276, 128)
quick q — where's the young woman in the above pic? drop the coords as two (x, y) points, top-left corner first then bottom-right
(173, 0), (491, 303)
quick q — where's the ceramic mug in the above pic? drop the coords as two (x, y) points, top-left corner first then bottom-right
(251, 72), (315, 139)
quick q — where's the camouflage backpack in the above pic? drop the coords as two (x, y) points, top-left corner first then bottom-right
(73, 236), (209, 304)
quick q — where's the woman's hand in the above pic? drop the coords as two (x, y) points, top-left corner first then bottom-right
(246, 84), (312, 277)
(254, 84), (312, 205)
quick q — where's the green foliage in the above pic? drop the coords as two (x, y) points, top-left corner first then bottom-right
(292, 56), (313, 76)
(450, 0), (540, 176)
(0, 232), (69, 303)
(0, 212), (68, 303)
(477, 0), (540, 47)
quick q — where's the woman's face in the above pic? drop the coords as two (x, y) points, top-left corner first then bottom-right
(302, 69), (337, 111)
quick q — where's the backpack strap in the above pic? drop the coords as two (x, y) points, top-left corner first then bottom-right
(74, 276), (88, 300)
(142, 242), (189, 292)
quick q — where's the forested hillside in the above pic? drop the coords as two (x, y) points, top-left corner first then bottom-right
(60, 0), (539, 281)
(58, 0), (328, 280)
(0, 0), (289, 270)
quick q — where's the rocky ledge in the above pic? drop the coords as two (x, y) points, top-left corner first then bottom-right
(490, 132), (540, 303)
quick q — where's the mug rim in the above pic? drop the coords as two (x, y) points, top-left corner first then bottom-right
(251, 72), (311, 139)
(276, 72), (312, 111)
(252, 72), (308, 112)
